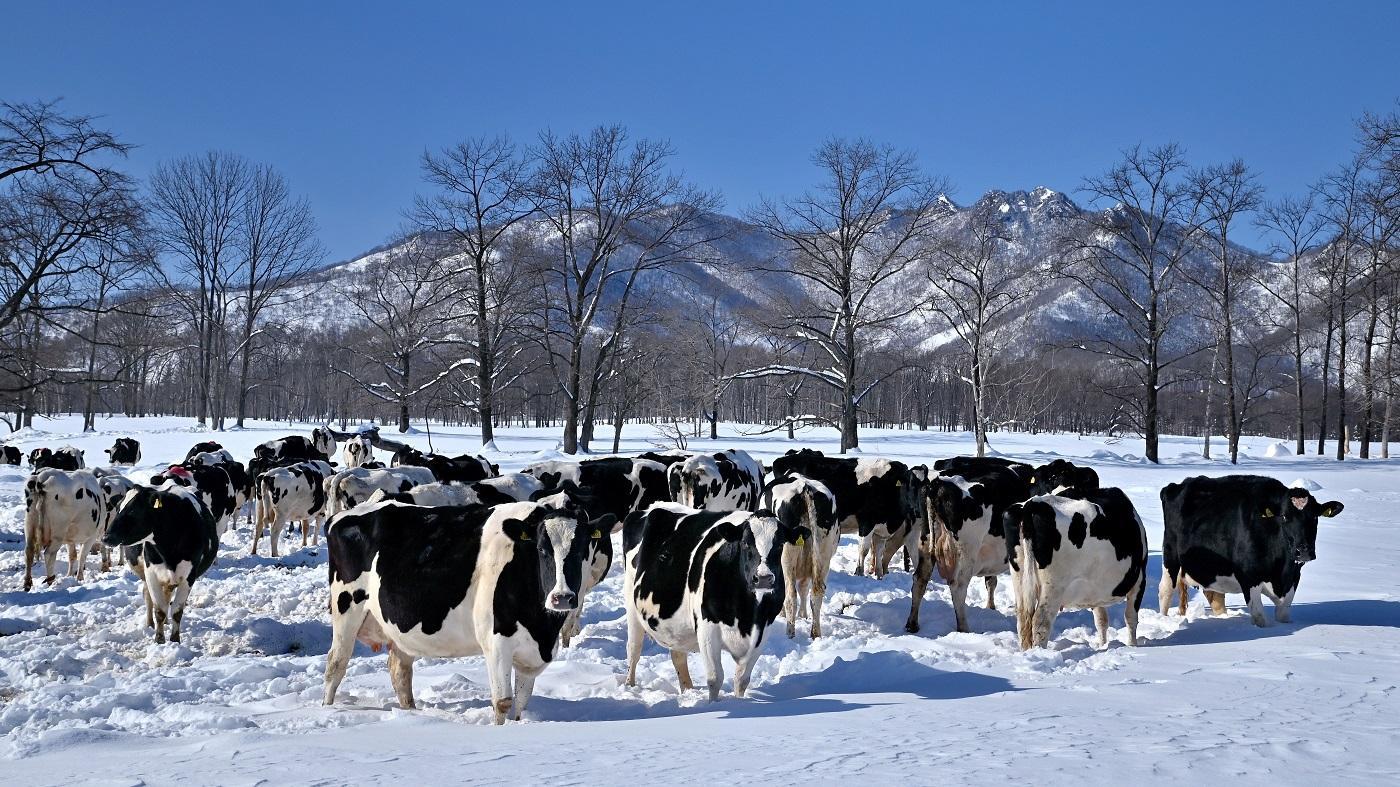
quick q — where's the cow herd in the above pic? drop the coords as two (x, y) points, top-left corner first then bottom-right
(13, 431), (1347, 725)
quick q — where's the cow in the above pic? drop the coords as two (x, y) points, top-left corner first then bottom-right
(323, 499), (615, 723)
(188, 448), (236, 466)
(392, 447), (497, 484)
(769, 449), (916, 577)
(367, 481), (476, 507)
(255, 435), (327, 463)
(22, 468), (104, 590)
(2, 444), (22, 465)
(324, 466), (437, 515)
(767, 474), (839, 639)
(151, 463), (239, 535)
(183, 441), (225, 462)
(666, 449), (764, 512)
(1029, 458), (1100, 497)
(343, 434), (374, 469)
(904, 462), (1031, 633)
(312, 426), (337, 458)
(380, 473), (544, 509)
(1004, 487), (1148, 649)
(1159, 475), (1343, 627)
(637, 449), (694, 468)
(623, 504), (805, 701)
(104, 484), (219, 643)
(96, 473), (139, 569)
(522, 457), (668, 528)
(104, 438), (142, 466)
(253, 460), (335, 556)
(933, 455), (1033, 481)
(29, 446), (85, 471)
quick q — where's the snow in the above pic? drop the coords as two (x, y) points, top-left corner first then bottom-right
(3, 416), (1400, 783)
(1265, 440), (1293, 457)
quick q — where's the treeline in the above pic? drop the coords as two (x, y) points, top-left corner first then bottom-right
(3, 100), (1398, 462)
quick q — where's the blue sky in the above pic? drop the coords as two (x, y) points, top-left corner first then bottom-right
(4, 1), (1398, 261)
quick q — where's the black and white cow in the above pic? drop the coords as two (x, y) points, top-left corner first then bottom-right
(254, 460), (335, 556)
(22, 468), (104, 590)
(150, 463), (239, 535)
(29, 446), (85, 471)
(391, 447), (497, 484)
(1005, 487), (1147, 649)
(1029, 458), (1100, 497)
(522, 457), (669, 528)
(666, 449), (764, 512)
(324, 465), (437, 515)
(769, 449), (916, 577)
(311, 426), (337, 458)
(1, 445), (21, 465)
(636, 449), (694, 467)
(104, 484), (219, 643)
(343, 434), (374, 469)
(183, 441), (226, 462)
(1159, 475), (1343, 626)
(96, 473), (139, 569)
(905, 461), (1031, 633)
(766, 474), (839, 638)
(623, 504), (805, 701)
(323, 500), (614, 723)
(104, 438), (142, 466)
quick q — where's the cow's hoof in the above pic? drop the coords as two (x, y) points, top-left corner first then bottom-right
(904, 621), (920, 634)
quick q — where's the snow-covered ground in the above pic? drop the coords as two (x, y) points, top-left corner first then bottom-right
(2, 416), (1398, 784)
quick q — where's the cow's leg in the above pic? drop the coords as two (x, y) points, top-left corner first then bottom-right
(1124, 596), (1141, 646)
(250, 513), (263, 556)
(903, 549), (933, 634)
(323, 588), (370, 705)
(388, 648), (416, 709)
(1205, 590), (1227, 616)
(733, 646), (760, 699)
(670, 649), (694, 691)
(855, 535), (869, 577)
(624, 610), (645, 688)
(486, 639), (514, 724)
(1178, 582), (1190, 615)
(984, 575), (998, 610)
(1093, 606), (1110, 647)
(1031, 591), (1059, 648)
(43, 541), (61, 585)
(1157, 565), (1177, 616)
(141, 578), (155, 628)
(902, 545), (912, 573)
(1271, 585), (1296, 624)
(876, 537), (896, 578)
(301, 519), (309, 547)
(810, 572), (827, 638)
(950, 564), (974, 633)
(560, 609), (580, 648)
(100, 544), (111, 573)
(169, 579), (191, 643)
(23, 530), (37, 591)
(146, 568), (171, 643)
(270, 519), (283, 558)
(782, 566), (799, 638)
(698, 622), (726, 702)
(510, 665), (539, 721)
(1244, 585), (1268, 627)
(67, 541), (80, 576)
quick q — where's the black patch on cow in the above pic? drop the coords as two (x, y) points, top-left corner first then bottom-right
(771, 450), (914, 539)
(1067, 511), (1088, 548)
(337, 590), (353, 614)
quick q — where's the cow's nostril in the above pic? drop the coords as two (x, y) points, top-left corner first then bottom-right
(754, 574), (775, 590)
(551, 591), (577, 608)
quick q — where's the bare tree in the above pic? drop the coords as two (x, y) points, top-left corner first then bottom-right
(1059, 144), (1207, 464)
(411, 135), (537, 448)
(148, 152), (251, 428)
(529, 125), (719, 454)
(740, 138), (947, 452)
(1187, 160), (1263, 463)
(924, 199), (1036, 456)
(1255, 193), (1326, 455)
(1315, 161), (1368, 460)
(330, 241), (463, 432)
(231, 164), (323, 428)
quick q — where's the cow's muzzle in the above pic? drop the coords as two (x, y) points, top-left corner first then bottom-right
(547, 590), (578, 611)
(753, 572), (775, 591)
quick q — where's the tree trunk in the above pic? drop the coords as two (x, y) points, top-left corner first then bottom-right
(398, 352), (411, 432)
(82, 302), (103, 433)
(1318, 303), (1335, 455)
(1292, 260), (1306, 456)
(476, 265), (495, 447)
(1202, 343), (1217, 459)
(1359, 278), (1380, 459)
(1337, 309), (1349, 461)
(235, 309), (256, 429)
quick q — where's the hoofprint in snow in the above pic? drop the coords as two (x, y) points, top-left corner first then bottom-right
(2, 416), (1398, 784)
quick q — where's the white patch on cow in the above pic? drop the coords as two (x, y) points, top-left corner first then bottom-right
(542, 515), (578, 612)
(854, 458), (895, 485)
(746, 514), (781, 596)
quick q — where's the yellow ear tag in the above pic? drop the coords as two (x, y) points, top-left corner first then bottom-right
(896, 481), (902, 488)
(518, 531), (531, 541)
(153, 498), (162, 509)
(796, 535), (805, 546)
(592, 529), (602, 539)
(1263, 507), (1274, 518)
(1029, 476), (1036, 484)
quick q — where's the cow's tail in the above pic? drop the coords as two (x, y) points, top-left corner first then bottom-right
(23, 476), (48, 587)
(1008, 504), (1041, 651)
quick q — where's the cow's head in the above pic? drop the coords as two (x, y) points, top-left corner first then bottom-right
(668, 458), (716, 509)
(502, 503), (616, 613)
(103, 486), (170, 547)
(719, 510), (807, 596)
(1030, 459), (1099, 497)
(918, 475), (986, 539)
(1271, 489), (1344, 564)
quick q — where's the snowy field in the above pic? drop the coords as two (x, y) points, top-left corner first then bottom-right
(2, 415), (1398, 785)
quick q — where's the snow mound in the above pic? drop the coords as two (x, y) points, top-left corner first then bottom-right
(1288, 477), (1323, 491)
(1265, 441), (1293, 458)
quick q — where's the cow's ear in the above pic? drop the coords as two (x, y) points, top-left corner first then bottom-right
(1319, 501), (1344, 518)
(588, 513), (617, 537)
(789, 525), (811, 546)
(502, 519), (534, 542)
(715, 523), (745, 543)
